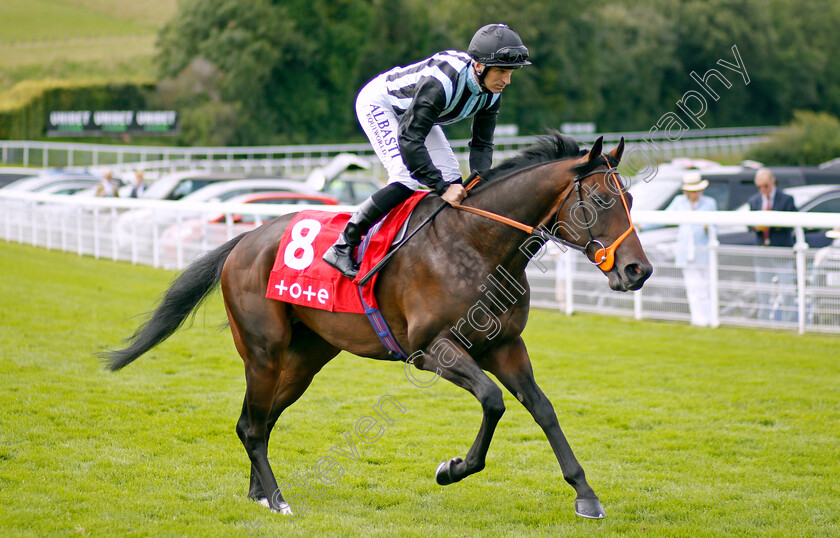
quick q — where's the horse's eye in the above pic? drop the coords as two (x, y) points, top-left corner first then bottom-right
(591, 194), (611, 209)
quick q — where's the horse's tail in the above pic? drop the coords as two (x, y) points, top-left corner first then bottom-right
(101, 234), (247, 371)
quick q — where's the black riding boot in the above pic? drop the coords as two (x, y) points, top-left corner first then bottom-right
(322, 198), (386, 279)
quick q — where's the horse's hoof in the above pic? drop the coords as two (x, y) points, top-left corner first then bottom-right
(435, 457), (463, 486)
(255, 497), (270, 508)
(575, 497), (606, 519)
(271, 501), (293, 516)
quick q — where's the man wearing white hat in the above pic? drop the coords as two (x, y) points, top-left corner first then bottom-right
(665, 172), (717, 326)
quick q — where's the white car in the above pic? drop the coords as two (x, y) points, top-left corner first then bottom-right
(1, 172), (103, 193)
(0, 167), (41, 188)
(637, 184), (840, 252)
(177, 179), (319, 203)
(628, 160), (840, 212)
(135, 153), (376, 202)
(158, 191), (340, 268)
(37, 182), (103, 196)
(140, 171), (262, 200)
(114, 179), (322, 248)
(627, 158), (737, 211)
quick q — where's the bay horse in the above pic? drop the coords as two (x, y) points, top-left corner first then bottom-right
(104, 133), (652, 520)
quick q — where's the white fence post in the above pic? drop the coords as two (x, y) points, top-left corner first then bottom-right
(93, 207), (100, 259)
(131, 217), (138, 265)
(76, 207), (83, 257)
(634, 287), (643, 319)
(61, 214), (68, 252)
(110, 207), (118, 261)
(564, 252), (574, 315)
(30, 204), (37, 245)
(709, 225), (720, 328)
(152, 219), (160, 269)
(794, 227), (808, 334)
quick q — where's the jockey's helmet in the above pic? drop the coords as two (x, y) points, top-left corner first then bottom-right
(468, 24), (531, 68)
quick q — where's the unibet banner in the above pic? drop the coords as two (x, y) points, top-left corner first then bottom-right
(47, 110), (179, 136)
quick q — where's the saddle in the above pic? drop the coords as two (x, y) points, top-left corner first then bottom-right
(266, 192), (429, 314)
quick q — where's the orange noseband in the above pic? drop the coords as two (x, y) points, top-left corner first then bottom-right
(588, 166), (634, 271)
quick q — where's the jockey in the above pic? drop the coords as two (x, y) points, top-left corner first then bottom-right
(322, 23), (531, 279)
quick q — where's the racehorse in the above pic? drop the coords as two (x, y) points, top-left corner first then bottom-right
(104, 132), (652, 520)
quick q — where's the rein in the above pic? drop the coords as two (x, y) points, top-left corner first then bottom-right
(455, 155), (635, 271)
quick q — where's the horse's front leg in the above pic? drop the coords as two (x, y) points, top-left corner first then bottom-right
(482, 337), (606, 519)
(410, 339), (505, 485)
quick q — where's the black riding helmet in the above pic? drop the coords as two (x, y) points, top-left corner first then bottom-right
(468, 23), (531, 69)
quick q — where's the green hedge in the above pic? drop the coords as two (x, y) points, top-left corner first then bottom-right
(0, 79), (155, 140)
(747, 111), (840, 166)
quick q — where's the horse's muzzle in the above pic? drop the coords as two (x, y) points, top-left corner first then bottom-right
(609, 260), (652, 291)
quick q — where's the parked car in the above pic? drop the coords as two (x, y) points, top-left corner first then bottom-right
(1, 171), (104, 193)
(320, 175), (383, 205)
(139, 153), (377, 203)
(177, 178), (319, 203)
(717, 185), (840, 247)
(811, 231), (840, 325)
(140, 171), (262, 201)
(0, 167), (41, 188)
(633, 184), (840, 322)
(158, 191), (339, 267)
(37, 182), (104, 196)
(114, 179), (323, 247)
(629, 159), (840, 212)
(304, 152), (383, 204)
(637, 184), (840, 250)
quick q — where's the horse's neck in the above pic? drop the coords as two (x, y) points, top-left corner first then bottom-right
(461, 162), (571, 272)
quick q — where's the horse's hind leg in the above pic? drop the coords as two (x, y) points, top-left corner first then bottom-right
(234, 318), (339, 511)
(482, 337), (605, 519)
(238, 399), (282, 505)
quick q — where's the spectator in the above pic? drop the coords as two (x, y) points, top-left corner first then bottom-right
(130, 170), (146, 198)
(748, 168), (796, 246)
(665, 172), (717, 326)
(94, 169), (120, 198)
(747, 168), (797, 322)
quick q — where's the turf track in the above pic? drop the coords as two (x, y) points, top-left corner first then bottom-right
(1, 240), (838, 536)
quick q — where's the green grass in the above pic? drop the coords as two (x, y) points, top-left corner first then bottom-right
(1, 239), (839, 537)
(0, 0), (176, 89)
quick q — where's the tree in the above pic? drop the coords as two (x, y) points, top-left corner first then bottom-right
(153, 0), (840, 144)
(157, 0), (375, 144)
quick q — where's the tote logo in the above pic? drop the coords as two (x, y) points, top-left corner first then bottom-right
(47, 110), (180, 136)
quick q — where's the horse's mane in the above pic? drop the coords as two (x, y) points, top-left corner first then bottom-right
(480, 130), (583, 184)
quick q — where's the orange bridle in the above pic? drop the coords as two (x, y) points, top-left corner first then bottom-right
(578, 157), (635, 271)
(455, 154), (635, 272)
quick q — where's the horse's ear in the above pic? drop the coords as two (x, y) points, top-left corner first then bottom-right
(609, 136), (625, 162)
(588, 136), (604, 162)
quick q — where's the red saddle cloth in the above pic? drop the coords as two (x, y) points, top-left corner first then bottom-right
(266, 192), (429, 313)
